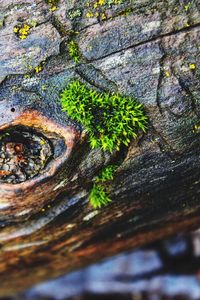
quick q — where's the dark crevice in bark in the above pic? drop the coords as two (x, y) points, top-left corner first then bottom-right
(32, 15), (52, 28)
(155, 40), (166, 115)
(75, 64), (118, 93)
(50, 15), (68, 37)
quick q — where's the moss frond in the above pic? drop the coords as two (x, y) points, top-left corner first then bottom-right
(95, 165), (118, 182)
(89, 164), (117, 208)
(89, 184), (112, 208)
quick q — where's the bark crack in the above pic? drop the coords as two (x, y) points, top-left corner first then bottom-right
(155, 40), (166, 115)
(75, 64), (118, 93)
(175, 75), (198, 115)
(87, 23), (200, 63)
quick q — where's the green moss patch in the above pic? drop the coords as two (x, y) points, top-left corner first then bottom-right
(60, 80), (148, 208)
(60, 80), (148, 152)
(89, 165), (117, 208)
(89, 184), (111, 208)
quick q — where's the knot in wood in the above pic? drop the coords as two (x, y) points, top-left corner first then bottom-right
(0, 126), (53, 184)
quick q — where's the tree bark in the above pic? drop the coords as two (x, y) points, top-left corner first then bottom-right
(0, 0), (199, 296)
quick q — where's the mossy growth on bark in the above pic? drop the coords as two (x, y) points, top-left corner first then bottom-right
(60, 80), (148, 153)
(60, 80), (148, 208)
(89, 165), (118, 208)
(89, 184), (112, 208)
(68, 41), (80, 63)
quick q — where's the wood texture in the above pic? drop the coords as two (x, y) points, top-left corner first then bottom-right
(0, 0), (199, 296)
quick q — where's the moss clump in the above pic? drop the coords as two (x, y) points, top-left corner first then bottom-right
(68, 41), (80, 63)
(89, 165), (117, 208)
(89, 184), (111, 208)
(95, 165), (118, 182)
(60, 80), (148, 152)
(61, 81), (148, 208)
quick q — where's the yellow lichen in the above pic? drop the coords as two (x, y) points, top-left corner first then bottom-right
(40, 139), (46, 145)
(165, 71), (171, 77)
(85, 0), (123, 20)
(194, 124), (200, 131)
(86, 11), (94, 18)
(46, 0), (59, 11)
(101, 13), (107, 20)
(49, 5), (57, 11)
(184, 2), (191, 11)
(189, 63), (196, 70)
(93, 0), (105, 8)
(13, 23), (31, 40)
(13, 27), (19, 33)
(24, 74), (31, 79)
(34, 60), (46, 74)
(35, 65), (43, 73)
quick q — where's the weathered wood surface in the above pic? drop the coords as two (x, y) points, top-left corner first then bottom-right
(0, 0), (199, 297)
(11, 230), (200, 300)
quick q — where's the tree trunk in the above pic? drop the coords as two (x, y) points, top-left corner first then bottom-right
(0, 0), (199, 296)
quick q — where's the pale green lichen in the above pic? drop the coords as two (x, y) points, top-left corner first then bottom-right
(68, 9), (82, 20)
